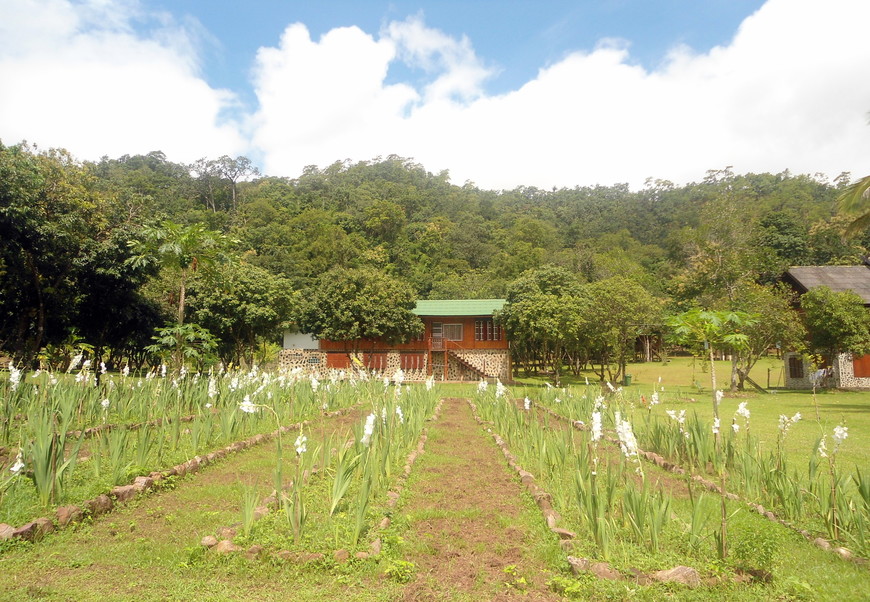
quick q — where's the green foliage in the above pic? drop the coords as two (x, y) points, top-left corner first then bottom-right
(295, 267), (423, 353)
(801, 286), (870, 357)
(188, 261), (295, 366)
(145, 322), (219, 370)
(384, 560), (416, 583)
(731, 524), (779, 573)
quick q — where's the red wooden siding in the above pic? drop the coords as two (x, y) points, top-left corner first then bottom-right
(317, 316), (509, 351)
(853, 354), (870, 377)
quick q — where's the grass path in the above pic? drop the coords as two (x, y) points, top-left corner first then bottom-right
(396, 398), (562, 601)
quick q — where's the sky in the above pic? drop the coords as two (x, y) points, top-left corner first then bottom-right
(1, 0), (868, 191)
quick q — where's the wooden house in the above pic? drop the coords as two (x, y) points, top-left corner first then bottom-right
(279, 299), (511, 381)
(782, 265), (870, 388)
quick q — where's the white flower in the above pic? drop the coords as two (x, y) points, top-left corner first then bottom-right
(100, 362), (107, 375)
(101, 398), (110, 410)
(31, 369), (41, 378)
(10, 451), (24, 474)
(616, 418), (639, 463)
(523, 397), (531, 411)
(818, 435), (828, 458)
(392, 368), (405, 386)
(712, 417), (720, 435)
(239, 397), (257, 414)
(8, 362), (21, 391)
(122, 365), (130, 378)
(310, 375), (319, 392)
(554, 397), (562, 404)
(715, 390), (724, 404)
(425, 375), (435, 391)
(591, 411), (602, 442)
(666, 409), (686, 426)
(382, 375), (390, 389)
(731, 420), (740, 433)
(477, 380), (489, 393)
(650, 392), (659, 406)
(606, 381), (616, 392)
(495, 380), (506, 398)
(68, 353), (83, 372)
(294, 433), (307, 455)
(833, 425), (848, 449)
(736, 402), (750, 420)
(208, 377), (217, 399)
(160, 364), (167, 378)
(594, 396), (606, 411)
(360, 413), (376, 446)
(396, 406), (404, 424)
(205, 402), (212, 409)
(584, 377), (589, 386)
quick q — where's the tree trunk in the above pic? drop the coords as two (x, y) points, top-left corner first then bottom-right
(730, 354), (739, 392)
(177, 274), (187, 325)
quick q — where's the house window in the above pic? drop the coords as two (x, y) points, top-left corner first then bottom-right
(443, 323), (463, 341)
(475, 319), (502, 341)
(788, 356), (804, 379)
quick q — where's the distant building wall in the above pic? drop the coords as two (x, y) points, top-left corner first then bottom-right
(783, 351), (870, 389)
(282, 331), (318, 350)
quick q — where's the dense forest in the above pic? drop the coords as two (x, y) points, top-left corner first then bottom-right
(2, 140), (867, 376)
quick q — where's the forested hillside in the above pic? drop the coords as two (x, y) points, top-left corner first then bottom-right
(1, 141), (866, 370)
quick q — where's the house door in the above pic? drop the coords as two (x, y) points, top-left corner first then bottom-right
(431, 322), (443, 349)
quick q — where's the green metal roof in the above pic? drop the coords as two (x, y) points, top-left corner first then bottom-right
(413, 299), (505, 317)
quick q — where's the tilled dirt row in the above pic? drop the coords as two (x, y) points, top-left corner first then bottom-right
(398, 398), (561, 601)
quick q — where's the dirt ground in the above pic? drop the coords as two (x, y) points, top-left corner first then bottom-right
(399, 398), (561, 601)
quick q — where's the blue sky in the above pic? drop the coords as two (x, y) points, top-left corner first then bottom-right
(0, 0), (867, 190)
(149, 1), (766, 104)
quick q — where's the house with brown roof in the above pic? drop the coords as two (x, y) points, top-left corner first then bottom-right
(279, 299), (511, 381)
(782, 265), (870, 388)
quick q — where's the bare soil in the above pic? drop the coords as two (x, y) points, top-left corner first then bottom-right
(399, 398), (561, 601)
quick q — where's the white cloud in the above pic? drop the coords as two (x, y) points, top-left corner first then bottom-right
(1, 0), (868, 190)
(251, 0), (870, 189)
(0, 0), (245, 162)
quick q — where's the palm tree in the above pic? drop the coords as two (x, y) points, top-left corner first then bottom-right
(839, 175), (870, 236)
(127, 220), (233, 324)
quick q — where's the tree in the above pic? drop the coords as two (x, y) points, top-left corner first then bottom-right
(727, 283), (806, 390)
(667, 309), (755, 418)
(127, 220), (234, 325)
(0, 143), (108, 365)
(800, 286), (870, 360)
(188, 261), (295, 366)
(582, 277), (663, 384)
(295, 267), (423, 363)
(498, 266), (585, 381)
